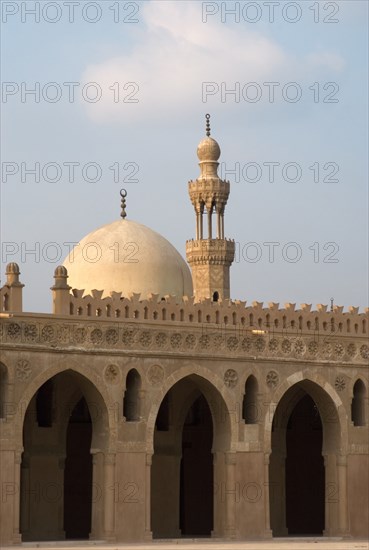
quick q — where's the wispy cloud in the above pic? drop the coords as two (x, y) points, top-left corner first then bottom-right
(80, 2), (345, 124)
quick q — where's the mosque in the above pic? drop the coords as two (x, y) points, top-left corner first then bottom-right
(0, 116), (368, 544)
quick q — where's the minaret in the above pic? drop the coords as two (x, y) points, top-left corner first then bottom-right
(186, 115), (235, 302)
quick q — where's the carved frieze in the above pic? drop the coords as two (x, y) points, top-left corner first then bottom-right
(1, 320), (367, 365)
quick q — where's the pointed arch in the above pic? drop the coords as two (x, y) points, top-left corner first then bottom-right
(266, 372), (347, 537)
(150, 371), (233, 539)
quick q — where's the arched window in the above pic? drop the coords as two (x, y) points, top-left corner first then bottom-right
(213, 291), (219, 302)
(0, 363), (7, 419)
(351, 379), (366, 426)
(242, 375), (258, 424)
(123, 369), (141, 421)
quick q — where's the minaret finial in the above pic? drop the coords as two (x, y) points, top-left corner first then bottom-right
(205, 113), (211, 137)
(120, 189), (127, 219)
(330, 297), (334, 312)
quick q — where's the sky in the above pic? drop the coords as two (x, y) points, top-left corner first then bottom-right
(1, 0), (368, 313)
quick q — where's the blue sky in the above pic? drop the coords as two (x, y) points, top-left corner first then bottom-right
(1, 0), (368, 313)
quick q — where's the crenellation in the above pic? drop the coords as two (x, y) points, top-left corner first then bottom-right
(2, 266), (367, 340)
(57, 283), (369, 337)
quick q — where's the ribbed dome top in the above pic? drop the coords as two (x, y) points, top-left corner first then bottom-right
(197, 136), (221, 162)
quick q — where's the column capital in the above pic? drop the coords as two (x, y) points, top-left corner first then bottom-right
(104, 453), (116, 466)
(225, 452), (237, 465)
(336, 454), (347, 467)
(14, 451), (22, 464)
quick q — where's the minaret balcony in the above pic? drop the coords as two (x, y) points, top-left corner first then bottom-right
(186, 238), (235, 266)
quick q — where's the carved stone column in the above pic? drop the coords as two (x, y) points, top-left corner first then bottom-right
(13, 452), (22, 543)
(20, 455), (29, 539)
(270, 452), (287, 536)
(138, 390), (146, 420)
(57, 457), (66, 539)
(337, 454), (349, 536)
(144, 453), (153, 540)
(263, 453), (273, 538)
(90, 452), (103, 540)
(224, 452), (236, 539)
(103, 453), (116, 541)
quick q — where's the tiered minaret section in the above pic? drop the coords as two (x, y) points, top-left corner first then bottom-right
(186, 115), (235, 301)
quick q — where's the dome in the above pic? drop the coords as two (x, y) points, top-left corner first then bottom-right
(6, 262), (20, 275)
(197, 137), (221, 162)
(63, 219), (193, 299)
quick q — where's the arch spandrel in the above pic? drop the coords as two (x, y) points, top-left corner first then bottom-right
(146, 365), (238, 454)
(263, 371), (348, 455)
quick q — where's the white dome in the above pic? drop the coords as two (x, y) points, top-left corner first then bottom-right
(63, 219), (193, 299)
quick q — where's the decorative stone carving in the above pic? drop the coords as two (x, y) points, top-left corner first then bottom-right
(2, 316), (367, 366)
(266, 370), (279, 388)
(185, 334), (196, 349)
(294, 339), (306, 356)
(24, 324), (37, 341)
(147, 364), (164, 386)
(105, 364), (119, 384)
(41, 324), (56, 342)
(170, 333), (182, 349)
(7, 323), (21, 339)
(308, 340), (319, 355)
(322, 342), (332, 357)
(335, 376), (346, 392)
(347, 343), (357, 357)
(57, 325), (70, 343)
(139, 331), (152, 347)
(360, 345), (369, 359)
(106, 328), (118, 345)
(90, 328), (103, 344)
(255, 337), (265, 352)
(16, 359), (31, 381)
(241, 337), (252, 352)
(334, 343), (344, 358)
(155, 332), (167, 348)
(199, 334), (210, 349)
(122, 328), (135, 345)
(224, 369), (238, 388)
(213, 334), (224, 349)
(73, 327), (86, 344)
(281, 339), (292, 354)
(227, 336), (238, 351)
(268, 338), (279, 352)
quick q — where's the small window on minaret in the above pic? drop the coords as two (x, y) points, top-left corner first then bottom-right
(213, 291), (219, 302)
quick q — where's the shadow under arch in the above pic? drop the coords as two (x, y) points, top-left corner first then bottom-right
(146, 366), (238, 454)
(149, 371), (236, 539)
(20, 368), (114, 542)
(265, 374), (348, 538)
(14, 359), (116, 450)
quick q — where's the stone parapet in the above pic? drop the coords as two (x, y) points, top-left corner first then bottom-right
(1, 313), (368, 365)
